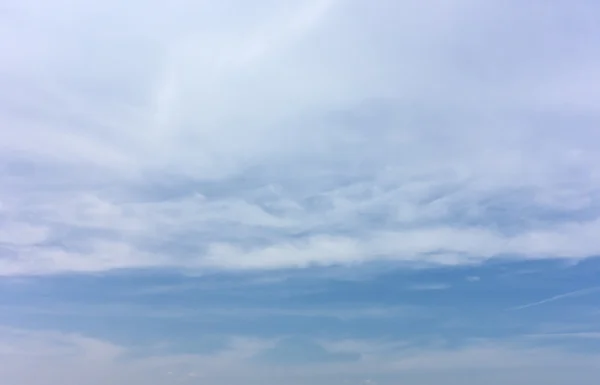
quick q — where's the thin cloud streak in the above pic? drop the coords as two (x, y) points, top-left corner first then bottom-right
(510, 286), (600, 311)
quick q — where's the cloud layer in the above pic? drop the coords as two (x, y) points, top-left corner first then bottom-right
(1, 0), (600, 275)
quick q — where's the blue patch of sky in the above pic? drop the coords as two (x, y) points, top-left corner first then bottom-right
(2, 257), (600, 355)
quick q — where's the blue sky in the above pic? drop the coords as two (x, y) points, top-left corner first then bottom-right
(1, 0), (600, 384)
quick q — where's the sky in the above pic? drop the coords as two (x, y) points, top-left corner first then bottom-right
(1, 0), (600, 384)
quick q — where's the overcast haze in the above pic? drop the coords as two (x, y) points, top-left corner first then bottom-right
(1, 0), (600, 384)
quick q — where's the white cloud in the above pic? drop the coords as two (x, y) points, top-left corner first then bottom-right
(1, 0), (600, 274)
(0, 222), (49, 246)
(198, 221), (600, 270)
(408, 283), (451, 291)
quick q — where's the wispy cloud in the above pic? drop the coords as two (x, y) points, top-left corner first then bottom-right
(3, 2), (600, 383)
(510, 286), (600, 311)
(525, 332), (600, 340)
(408, 283), (451, 291)
(2, 327), (600, 385)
